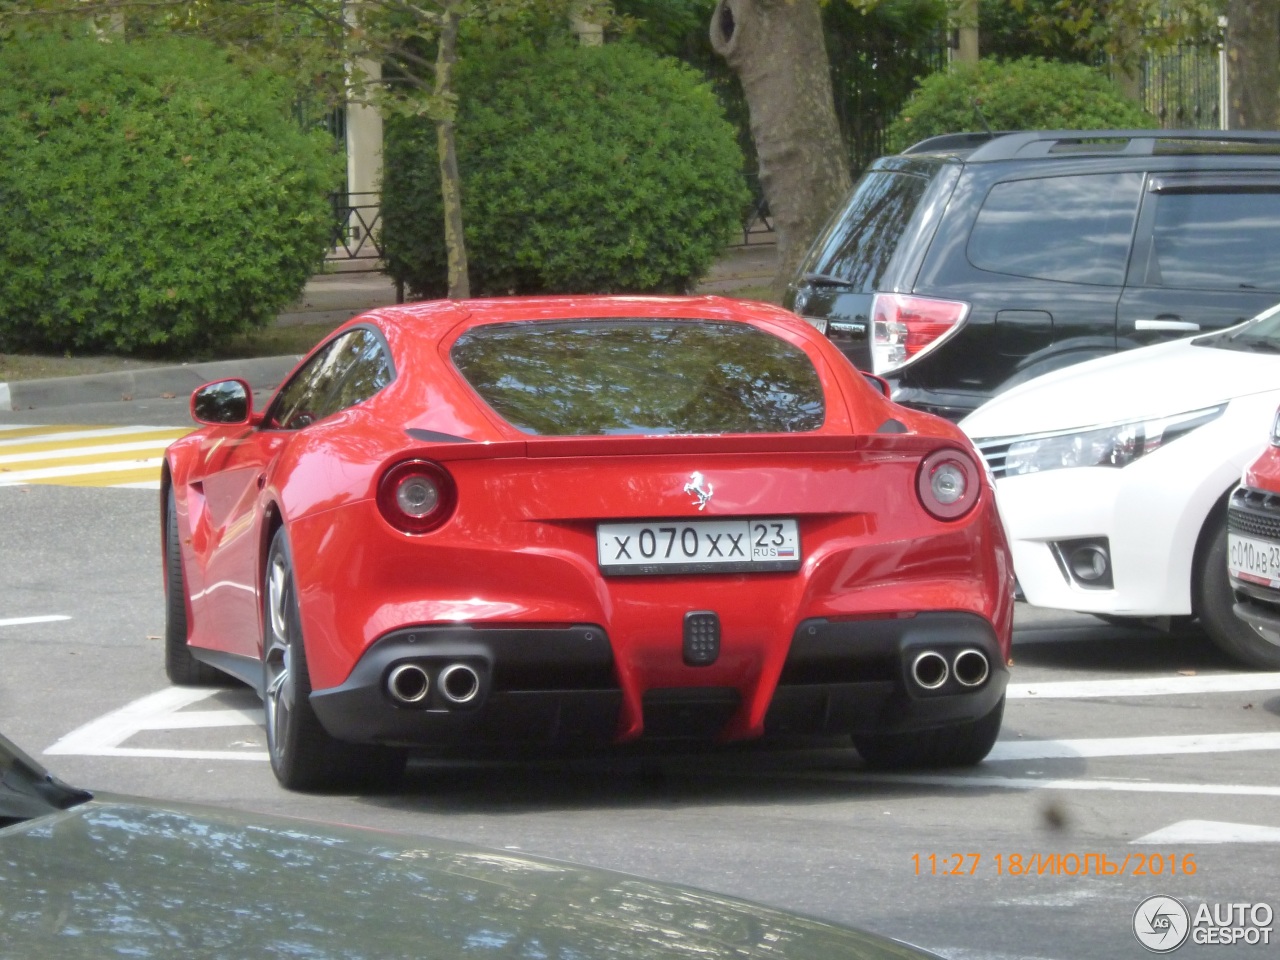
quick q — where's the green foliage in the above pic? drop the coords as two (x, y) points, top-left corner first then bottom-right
(981, 0), (1101, 63)
(885, 56), (1158, 152)
(0, 29), (341, 355)
(383, 40), (747, 298)
(1006, 0), (1224, 75)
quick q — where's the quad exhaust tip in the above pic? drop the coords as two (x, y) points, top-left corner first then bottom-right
(387, 663), (430, 704)
(953, 648), (990, 688)
(439, 663), (482, 705)
(911, 651), (949, 690)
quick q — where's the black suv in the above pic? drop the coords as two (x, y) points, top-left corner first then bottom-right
(785, 130), (1280, 420)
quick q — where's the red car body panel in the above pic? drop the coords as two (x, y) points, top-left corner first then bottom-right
(165, 295), (1013, 750)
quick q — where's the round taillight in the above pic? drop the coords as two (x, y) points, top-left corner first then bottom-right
(916, 448), (980, 521)
(377, 460), (456, 534)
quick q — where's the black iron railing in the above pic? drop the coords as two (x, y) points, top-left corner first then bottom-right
(327, 191), (384, 267)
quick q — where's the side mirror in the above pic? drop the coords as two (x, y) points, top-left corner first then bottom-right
(191, 379), (253, 425)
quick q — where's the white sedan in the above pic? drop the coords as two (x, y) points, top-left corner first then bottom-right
(961, 304), (1280, 669)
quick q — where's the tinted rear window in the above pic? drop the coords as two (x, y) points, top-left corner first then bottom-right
(967, 172), (1143, 285)
(1143, 189), (1280, 290)
(798, 170), (934, 291)
(450, 320), (825, 436)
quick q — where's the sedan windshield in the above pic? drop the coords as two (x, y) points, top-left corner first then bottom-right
(450, 320), (825, 436)
(1199, 302), (1280, 353)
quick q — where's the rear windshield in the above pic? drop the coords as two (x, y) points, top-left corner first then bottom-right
(797, 169), (934, 290)
(450, 320), (825, 436)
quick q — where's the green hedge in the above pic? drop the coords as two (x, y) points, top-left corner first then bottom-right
(886, 57), (1157, 153)
(0, 31), (341, 355)
(383, 41), (747, 298)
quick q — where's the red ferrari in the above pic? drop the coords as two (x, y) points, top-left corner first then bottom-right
(163, 295), (1014, 790)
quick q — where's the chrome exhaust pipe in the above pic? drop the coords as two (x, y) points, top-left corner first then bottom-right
(439, 663), (481, 705)
(387, 663), (430, 705)
(910, 651), (949, 690)
(952, 649), (990, 688)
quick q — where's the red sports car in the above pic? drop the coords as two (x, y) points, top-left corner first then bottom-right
(1228, 406), (1280, 650)
(163, 296), (1014, 791)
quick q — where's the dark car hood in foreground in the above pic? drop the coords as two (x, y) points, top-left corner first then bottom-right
(0, 795), (938, 959)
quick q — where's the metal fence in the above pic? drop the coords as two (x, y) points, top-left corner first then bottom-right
(1141, 41), (1222, 129)
(325, 190), (384, 268)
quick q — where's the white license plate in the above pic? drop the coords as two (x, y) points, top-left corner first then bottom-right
(1228, 532), (1280, 585)
(597, 518), (800, 576)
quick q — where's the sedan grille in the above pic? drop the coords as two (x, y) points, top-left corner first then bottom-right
(971, 437), (1018, 479)
(1228, 486), (1280, 540)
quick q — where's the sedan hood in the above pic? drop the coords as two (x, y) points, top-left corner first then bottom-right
(0, 796), (937, 959)
(961, 337), (1280, 438)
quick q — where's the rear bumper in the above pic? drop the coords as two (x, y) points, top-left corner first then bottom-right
(309, 612), (1008, 749)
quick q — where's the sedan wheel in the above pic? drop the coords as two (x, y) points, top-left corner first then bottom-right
(1195, 513), (1280, 670)
(262, 527), (405, 791)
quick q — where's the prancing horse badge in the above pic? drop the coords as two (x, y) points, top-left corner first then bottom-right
(683, 471), (714, 511)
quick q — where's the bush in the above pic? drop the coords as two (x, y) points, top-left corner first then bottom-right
(0, 30), (341, 355)
(885, 57), (1157, 153)
(383, 41), (747, 298)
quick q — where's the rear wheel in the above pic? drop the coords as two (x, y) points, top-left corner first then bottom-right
(1194, 513), (1280, 670)
(262, 527), (405, 791)
(164, 488), (226, 686)
(853, 696), (1005, 770)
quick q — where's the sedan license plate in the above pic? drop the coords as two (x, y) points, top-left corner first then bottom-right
(597, 519), (800, 576)
(1228, 532), (1280, 586)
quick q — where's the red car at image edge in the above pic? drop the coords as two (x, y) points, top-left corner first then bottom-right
(1228, 404), (1280, 650)
(162, 295), (1015, 790)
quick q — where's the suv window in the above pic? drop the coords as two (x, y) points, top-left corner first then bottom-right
(1142, 188), (1280, 291)
(967, 173), (1143, 285)
(799, 170), (934, 291)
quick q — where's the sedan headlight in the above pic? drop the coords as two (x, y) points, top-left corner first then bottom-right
(976, 405), (1226, 479)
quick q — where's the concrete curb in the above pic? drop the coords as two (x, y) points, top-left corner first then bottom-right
(0, 355), (302, 412)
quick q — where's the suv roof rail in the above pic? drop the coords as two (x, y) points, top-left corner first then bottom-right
(901, 131), (1017, 156)
(957, 129), (1280, 161)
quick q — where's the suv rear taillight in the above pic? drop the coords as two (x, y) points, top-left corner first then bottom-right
(870, 293), (970, 375)
(377, 460), (457, 534)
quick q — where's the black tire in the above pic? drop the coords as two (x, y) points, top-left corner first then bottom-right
(1194, 512), (1280, 670)
(853, 696), (1005, 770)
(262, 527), (405, 791)
(164, 488), (226, 686)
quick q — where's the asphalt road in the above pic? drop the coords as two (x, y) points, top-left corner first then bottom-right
(2, 400), (1278, 959)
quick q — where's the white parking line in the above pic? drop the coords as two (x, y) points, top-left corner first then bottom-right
(831, 773), (1280, 798)
(1134, 820), (1280, 843)
(45, 687), (267, 761)
(987, 732), (1280, 761)
(0, 438), (178, 465)
(0, 615), (71, 628)
(0, 425), (177, 447)
(1007, 673), (1280, 699)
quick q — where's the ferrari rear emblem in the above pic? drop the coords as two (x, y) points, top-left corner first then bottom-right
(683, 471), (714, 511)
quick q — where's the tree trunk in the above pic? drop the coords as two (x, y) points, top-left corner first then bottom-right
(1226, 0), (1280, 129)
(436, 5), (470, 299)
(710, 0), (850, 290)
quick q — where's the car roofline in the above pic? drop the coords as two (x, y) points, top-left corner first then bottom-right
(904, 129), (1280, 163)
